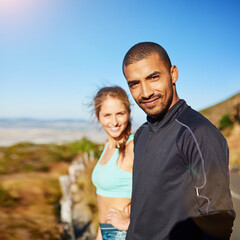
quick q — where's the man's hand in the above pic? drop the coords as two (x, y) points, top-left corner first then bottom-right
(104, 207), (130, 231)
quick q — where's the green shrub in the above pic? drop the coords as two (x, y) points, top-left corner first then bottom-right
(0, 138), (102, 175)
(219, 114), (233, 130)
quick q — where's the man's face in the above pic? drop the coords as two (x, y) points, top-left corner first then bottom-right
(123, 53), (178, 118)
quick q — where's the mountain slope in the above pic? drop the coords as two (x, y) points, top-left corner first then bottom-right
(200, 92), (240, 128)
(200, 92), (240, 170)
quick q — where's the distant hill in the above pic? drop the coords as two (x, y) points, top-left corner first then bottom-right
(0, 118), (108, 146)
(200, 92), (240, 128)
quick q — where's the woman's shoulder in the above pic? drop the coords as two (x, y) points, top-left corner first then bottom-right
(125, 134), (134, 157)
(126, 133), (134, 144)
(124, 138), (134, 171)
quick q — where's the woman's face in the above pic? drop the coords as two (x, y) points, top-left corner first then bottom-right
(98, 97), (129, 140)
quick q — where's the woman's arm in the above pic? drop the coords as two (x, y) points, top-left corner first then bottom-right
(96, 226), (103, 240)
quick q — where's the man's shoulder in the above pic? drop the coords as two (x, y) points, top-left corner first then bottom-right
(176, 105), (225, 140)
(177, 105), (215, 129)
(134, 122), (149, 144)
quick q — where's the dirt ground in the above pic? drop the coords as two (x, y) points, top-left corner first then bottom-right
(0, 162), (69, 240)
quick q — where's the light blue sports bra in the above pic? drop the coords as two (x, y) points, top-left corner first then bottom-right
(92, 134), (134, 198)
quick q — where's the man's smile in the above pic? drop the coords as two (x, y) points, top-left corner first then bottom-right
(139, 96), (161, 108)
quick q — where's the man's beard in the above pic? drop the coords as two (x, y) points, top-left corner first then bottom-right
(138, 79), (174, 118)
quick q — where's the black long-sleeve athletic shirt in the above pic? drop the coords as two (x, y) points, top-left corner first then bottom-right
(126, 100), (235, 240)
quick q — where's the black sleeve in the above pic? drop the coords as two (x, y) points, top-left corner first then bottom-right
(180, 123), (235, 239)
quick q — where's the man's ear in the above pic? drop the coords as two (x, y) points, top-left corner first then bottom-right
(170, 65), (178, 84)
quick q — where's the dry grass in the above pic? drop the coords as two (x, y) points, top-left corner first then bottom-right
(227, 125), (240, 170)
(0, 169), (66, 240)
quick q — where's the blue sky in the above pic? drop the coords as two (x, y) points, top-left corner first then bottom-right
(1, 0), (240, 126)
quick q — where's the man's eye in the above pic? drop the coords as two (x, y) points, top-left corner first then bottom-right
(152, 75), (159, 80)
(129, 82), (138, 88)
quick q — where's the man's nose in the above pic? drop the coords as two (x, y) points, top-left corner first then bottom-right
(141, 82), (153, 99)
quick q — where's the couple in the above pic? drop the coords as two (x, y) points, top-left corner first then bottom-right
(91, 42), (235, 240)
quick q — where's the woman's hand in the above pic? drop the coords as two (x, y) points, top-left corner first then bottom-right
(104, 207), (130, 231)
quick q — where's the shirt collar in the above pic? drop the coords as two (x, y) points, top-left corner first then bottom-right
(147, 99), (187, 131)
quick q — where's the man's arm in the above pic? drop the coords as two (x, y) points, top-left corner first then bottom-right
(179, 121), (235, 239)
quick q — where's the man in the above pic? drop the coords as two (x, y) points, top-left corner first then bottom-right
(122, 42), (235, 239)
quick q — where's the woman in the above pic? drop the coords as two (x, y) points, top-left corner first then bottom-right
(92, 86), (134, 240)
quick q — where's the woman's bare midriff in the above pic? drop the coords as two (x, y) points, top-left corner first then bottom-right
(97, 195), (131, 223)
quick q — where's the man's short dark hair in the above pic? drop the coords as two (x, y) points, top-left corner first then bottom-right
(122, 42), (172, 72)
